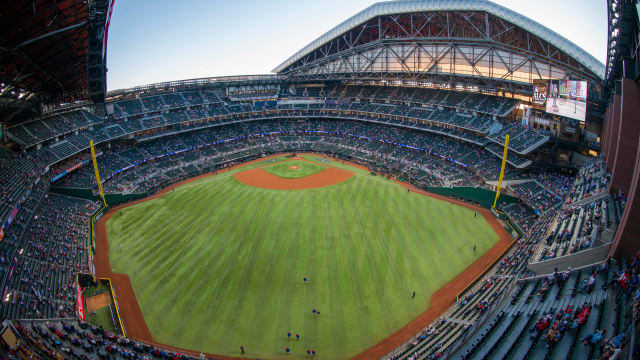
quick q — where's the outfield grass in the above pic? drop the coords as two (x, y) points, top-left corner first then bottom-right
(263, 160), (325, 178)
(106, 157), (499, 359)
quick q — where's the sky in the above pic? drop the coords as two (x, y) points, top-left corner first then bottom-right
(106, 0), (607, 91)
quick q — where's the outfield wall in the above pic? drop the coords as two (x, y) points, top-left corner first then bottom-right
(50, 186), (147, 205)
(423, 186), (520, 209)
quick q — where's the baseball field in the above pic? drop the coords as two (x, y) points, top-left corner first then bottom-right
(102, 155), (503, 359)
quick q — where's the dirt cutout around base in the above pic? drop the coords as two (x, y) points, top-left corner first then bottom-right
(86, 292), (111, 312)
(234, 159), (354, 190)
(94, 153), (513, 360)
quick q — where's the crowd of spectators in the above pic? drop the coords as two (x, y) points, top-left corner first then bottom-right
(2, 194), (99, 320)
(12, 319), (205, 360)
(2, 84), (635, 360)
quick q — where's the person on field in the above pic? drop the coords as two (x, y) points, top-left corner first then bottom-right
(307, 349), (311, 356)
(312, 309), (316, 315)
(287, 332), (291, 339)
(304, 277), (307, 284)
(296, 333), (300, 340)
(316, 310), (320, 317)
(240, 346), (245, 354)
(474, 212), (477, 218)
(285, 347), (290, 354)
(412, 290), (416, 299)
(473, 244), (476, 252)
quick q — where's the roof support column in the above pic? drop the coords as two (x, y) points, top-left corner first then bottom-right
(485, 13), (490, 39)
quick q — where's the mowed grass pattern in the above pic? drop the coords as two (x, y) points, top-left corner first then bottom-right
(106, 158), (499, 359)
(263, 160), (325, 178)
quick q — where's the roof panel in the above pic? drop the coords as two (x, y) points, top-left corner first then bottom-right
(273, 0), (605, 79)
(0, 0), (90, 103)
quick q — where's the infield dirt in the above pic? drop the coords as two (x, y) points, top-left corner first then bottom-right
(234, 160), (353, 190)
(86, 293), (111, 312)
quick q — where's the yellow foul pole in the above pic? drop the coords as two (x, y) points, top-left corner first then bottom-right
(492, 134), (509, 209)
(90, 140), (107, 207)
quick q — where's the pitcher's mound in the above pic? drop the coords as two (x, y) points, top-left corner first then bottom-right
(289, 166), (300, 170)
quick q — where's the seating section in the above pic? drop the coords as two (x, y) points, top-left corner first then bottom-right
(140, 95), (165, 112)
(509, 180), (562, 213)
(447, 258), (636, 360)
(0, 154), (41, 224)
(161, 93), (185, 108)
(2, 86), (631, 360)
(1, 193), (98, 320)
(106, 86), (516, 135)
(489, 122), (550, 154)
(484, 142), (531, 168)
(534, 196), (617, 262)
(502, 202), (538, 233)
(566, 155), (609, 205)
(0, 180), (48, 293)
(14, 319), (202, 360)
(320, 85), (519, 116)
(115, 99), (144, 117)
(1, 87), (552, 175)
(6, 110), (99, 148)
(58, 119), (503, 193)
(530, 155), (618, 263)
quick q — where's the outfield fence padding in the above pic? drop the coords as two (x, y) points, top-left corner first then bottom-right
(423, 186), (520, 209)
(51, 186), (147, 205)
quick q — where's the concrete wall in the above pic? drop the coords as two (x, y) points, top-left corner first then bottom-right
(610, 133), (640, 258)
(611, 79), (640, 194)
(528, 243), (611, 274)
(602, 103), (611, 162)
(606, 94), (621, 172)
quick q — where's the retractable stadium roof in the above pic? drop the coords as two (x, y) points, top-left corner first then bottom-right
(0, 0), (110, 125)
(273, 0), (605, 81)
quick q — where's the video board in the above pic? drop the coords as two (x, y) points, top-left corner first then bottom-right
(532, 80), (588, 122)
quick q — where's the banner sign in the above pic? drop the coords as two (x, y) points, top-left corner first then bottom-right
(51, 156), (97, 183)
(51, 171), (68, 183)
(76, 274), (85, 321)
(4, 205), (20, 229)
